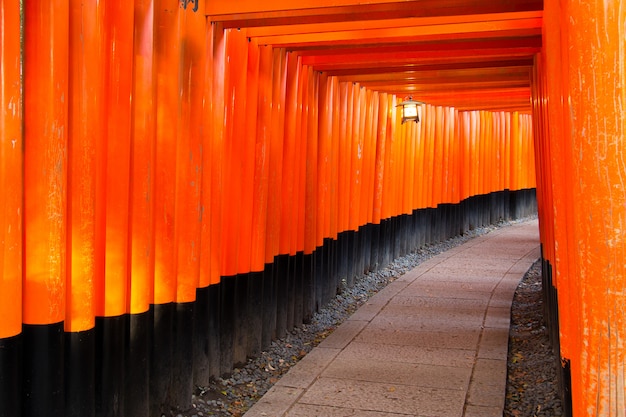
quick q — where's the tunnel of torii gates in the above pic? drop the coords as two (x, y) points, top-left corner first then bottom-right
(0, 0), (625, 416)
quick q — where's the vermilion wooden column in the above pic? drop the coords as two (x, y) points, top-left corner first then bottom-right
(199, 20), (225, 380)
(220, 28), (246, 279)
(251, 44), (272, 276)
(208, 21), (225, 288)
(66, 1), (103, 415)
(540, 5), (576, 400)
(303, 66), (319, 321)
(97, 2), (134, 416)
(360, 90), (376, 225)
(172, 5), (206, 410)
(566, 1), (626, 414)
(295, 61), (309, 255)
(281, 52), (299, 257)
(152, 1), (181, 414)
(374, 91), (388, 220)
(239, 35), (258, 276)
(175, 6), (205, 305)
(243, 35), (263, 358)
(23, 3), (69, 416)
(0, 3), (23, 416)
(127, 1), (156, 415)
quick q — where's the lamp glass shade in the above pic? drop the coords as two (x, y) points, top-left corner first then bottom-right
(397, 97), (422, 123)
(402, 104), (418, 119)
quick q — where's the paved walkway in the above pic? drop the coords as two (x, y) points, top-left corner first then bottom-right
(244, 219), (540, 417)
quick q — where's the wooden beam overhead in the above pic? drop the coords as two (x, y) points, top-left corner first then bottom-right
(208, 0), (544, 111)
(208, 0), (543, 28)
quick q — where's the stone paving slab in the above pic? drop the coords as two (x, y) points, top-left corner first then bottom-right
(354, 326), (481, 350)
(298, 377), (466, 417)
(321, 358), (471, 390)
(335, 341), (476, 368)
(244, 219), (539, 417)
(285, 404), (414, 417)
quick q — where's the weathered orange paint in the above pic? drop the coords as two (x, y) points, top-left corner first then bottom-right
(250, 45), (272, 270)
(98, 0), (134, 317)
(567, 1), (626, 414)
(303, 66), (319, 255)
(23, 0), (68, 325)
(129, 0), (157, 313)
(329, 76), (340, 239)
(295, 60), (308, 251)
(372, 93), (388, 223)
(154, 0), (181, 303)
(66, 0), (102, 330)
(281, 51), (299, 255)
(220, 28), (247, 276)
(425, 105), (437, 207)
(317, 73), (331, 243)
(175, 7), (205, 302)
(337, 82), (350, 234)
(349, 85), (365, 230)
(244, 37), (261, 270)
(0, 0), (23, 338)
(362, 91), (378, 223)
(199, 21), (218, 287)
(380, 95), (395, 220)
(265, 47), (287, 263)
(415, 107), (427, 208)
(208, 22), (225, 285)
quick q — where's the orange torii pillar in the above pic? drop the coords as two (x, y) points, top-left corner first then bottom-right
(544, 0), (626, 414)
(0, 2), (23, 416)
(126, 0), (156, 415)
(239, 33), (262, 363)
(303, 66), (320, 323)
(22, 3), (69, 416)
(254, 44), (274, 351)
(94, 3), (134, 416)
(66, 1), (103, 415)
(151, 1), (181, 413)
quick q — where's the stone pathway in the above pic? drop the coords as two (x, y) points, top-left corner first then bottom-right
(244, 220), (540, 417)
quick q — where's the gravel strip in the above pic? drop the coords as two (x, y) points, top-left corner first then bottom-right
(504, 259), (563, 416)
(169, 216), (560, 417)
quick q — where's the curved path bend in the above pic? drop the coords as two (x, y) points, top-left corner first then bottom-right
(244, 219), (540, 417)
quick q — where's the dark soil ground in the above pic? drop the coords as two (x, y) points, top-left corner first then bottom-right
(504, 260), (563, 417)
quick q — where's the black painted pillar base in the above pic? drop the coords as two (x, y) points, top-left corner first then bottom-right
(220, 276), (236, 376)
(261, 264), (275, 349)
(286, 257), (296, 332)
(338, 231), (349, 288)
(66, 328), (95, 417)
(193, 287), (211, 386)
(0, 333), (22, 417)
(328, 238), (339, 298)
(150, 303), (173, 417)
(233, 274), (248, 367)
(23, 322), (65, 417)
(301, 253), (314, 324)
(345, 230), (356, 288)
(294, 252), (304, 328)
(321, 238), (332, 306)
(275, 255), (289, 340)
(207, 284), (221, 379)
(247, 271), (264, 359)
(96, 315), (127, 417)
(313, 245), (323, 311)
(172, 303), (194, 411)
(359, 223), (374, 274)
(125, 311), (150, 417)
(560, 359), (573, 417)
